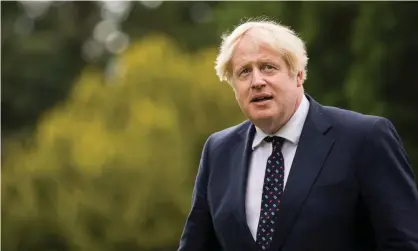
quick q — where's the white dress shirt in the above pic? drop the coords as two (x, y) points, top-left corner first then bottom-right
(245, 95), (310, 240)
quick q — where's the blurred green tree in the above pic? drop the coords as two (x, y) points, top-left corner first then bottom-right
(1, 1), (221, 136)
(2, 34), (243, 251)
(1, 1), (101, 135)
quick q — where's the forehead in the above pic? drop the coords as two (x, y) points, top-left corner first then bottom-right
(230, 35), (284, 69)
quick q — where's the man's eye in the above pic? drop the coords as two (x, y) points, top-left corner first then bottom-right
(240, 68), (250, 75)
(263, 65), (274, 70)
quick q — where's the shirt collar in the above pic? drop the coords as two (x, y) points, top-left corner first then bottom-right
(252, 95), (310, 150)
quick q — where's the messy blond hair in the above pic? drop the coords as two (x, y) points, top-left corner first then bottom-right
(214, 18), (309, 85)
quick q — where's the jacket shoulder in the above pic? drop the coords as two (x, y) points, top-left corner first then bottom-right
(322, 105), (391, 131)
(205, 120), (251, 150)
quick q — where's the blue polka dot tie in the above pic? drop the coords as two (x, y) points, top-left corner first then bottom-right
(256, 136), (285, 250)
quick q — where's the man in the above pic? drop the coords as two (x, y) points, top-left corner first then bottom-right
(178, 18), (418, 251)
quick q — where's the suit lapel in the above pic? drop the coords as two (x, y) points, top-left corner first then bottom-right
(270, 97), (335, 251)
(231, 122), (261, 250)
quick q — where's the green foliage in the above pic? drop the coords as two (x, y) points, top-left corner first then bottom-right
(1, 1), (222, 134)
(1, 1), (100, 134)
(2, 35), (244, 251)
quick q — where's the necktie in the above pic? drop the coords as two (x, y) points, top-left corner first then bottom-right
(256, 136), (285, 250)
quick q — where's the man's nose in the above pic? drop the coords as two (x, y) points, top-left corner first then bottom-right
(251, 69), (266, 89)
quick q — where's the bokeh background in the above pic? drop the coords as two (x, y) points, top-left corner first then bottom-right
(2, 1), (418, 251)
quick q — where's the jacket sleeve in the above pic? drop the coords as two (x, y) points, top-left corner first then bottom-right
(178, 136), (221, 251)
(358, 117), (418, 250)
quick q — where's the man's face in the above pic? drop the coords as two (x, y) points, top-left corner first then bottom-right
(230, 34), (304, 133)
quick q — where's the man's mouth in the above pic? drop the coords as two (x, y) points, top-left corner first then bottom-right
(251, 95), (273, 103)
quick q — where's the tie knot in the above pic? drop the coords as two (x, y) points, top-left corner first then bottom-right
(264, 136), (285, 148)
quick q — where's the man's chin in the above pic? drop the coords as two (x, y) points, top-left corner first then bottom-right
(249, 112), (275, 124)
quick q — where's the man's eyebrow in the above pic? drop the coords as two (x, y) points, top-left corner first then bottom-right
(234, 62), (248, 71)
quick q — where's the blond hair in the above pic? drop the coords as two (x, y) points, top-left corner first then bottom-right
(214, 18), (309, 84)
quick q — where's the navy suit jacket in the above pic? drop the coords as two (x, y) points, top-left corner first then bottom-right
(178, 95), (418, 251)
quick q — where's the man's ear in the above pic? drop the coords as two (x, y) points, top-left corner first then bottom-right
(232, 86), (239, 101)
(229, 80), (239, 100)
(296, 70), (304, 87)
